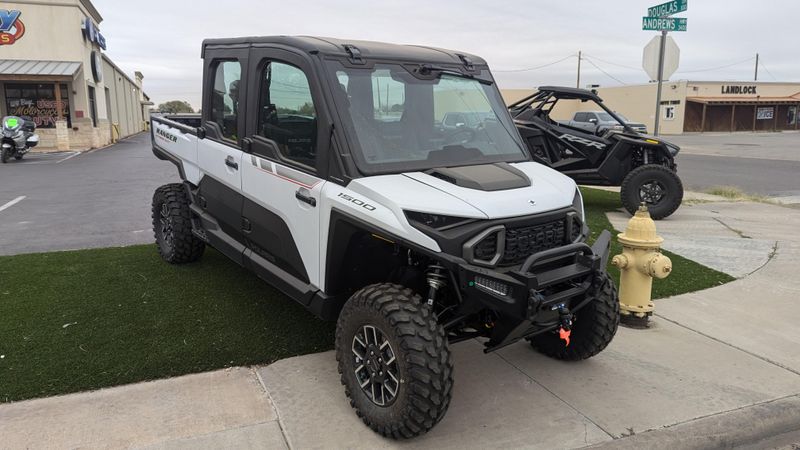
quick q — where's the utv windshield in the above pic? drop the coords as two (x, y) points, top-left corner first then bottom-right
(326, 62), (528, 174)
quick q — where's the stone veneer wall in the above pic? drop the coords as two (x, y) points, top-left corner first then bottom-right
(33, 119), (113, 152)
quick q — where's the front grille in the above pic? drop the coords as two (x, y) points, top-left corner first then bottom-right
(502, 219), (566, 265)
(471, 218), (569, 267)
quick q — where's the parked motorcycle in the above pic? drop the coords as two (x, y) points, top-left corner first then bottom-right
(1, 116), (39, 163)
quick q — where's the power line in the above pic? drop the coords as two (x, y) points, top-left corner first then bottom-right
(582, 54), (640, 71)
(759, 61), (778, 80)
(494, 54), (576, 73)
(675, 56), (756, 74)
(581, 56), (628, 85)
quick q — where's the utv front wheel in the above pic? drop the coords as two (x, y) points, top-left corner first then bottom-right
(529, 273), (619, 360)
(152, 183), (205, 264)
(336, 283), (453, 439)
(620, 164), (683, 220)
(0, 148), (9, 163)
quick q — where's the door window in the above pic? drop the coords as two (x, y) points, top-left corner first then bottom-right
(257, 61), (317, 168)
(574, 112), (588, 122)
(210, 61), (242, 142)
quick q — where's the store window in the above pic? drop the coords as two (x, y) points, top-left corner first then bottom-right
(4, 83), (70, 128)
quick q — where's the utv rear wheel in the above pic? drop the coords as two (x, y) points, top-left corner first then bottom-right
(620, 164), (683, 220)
(335, 283), (453, 439)
(529, 273), (619, 361)
(13, 154), (23, 160)
(152, 183), (205, 264)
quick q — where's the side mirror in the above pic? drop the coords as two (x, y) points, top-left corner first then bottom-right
(588, 118), (598, 124)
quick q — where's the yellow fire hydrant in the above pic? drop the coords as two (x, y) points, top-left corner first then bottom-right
(611, 204), (672, 327)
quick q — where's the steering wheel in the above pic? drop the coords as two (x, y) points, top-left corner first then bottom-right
(444, 128), (476, 145)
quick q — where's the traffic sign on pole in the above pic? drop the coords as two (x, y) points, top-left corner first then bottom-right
(647, 0), (688, 18)
(643, 35), (679, 81)
(642, 17), (687, 32)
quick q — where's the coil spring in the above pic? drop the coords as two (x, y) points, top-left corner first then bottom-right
(426, 263), (448, 290)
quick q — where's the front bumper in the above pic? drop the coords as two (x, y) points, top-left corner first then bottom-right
(455, 230), (612, 352)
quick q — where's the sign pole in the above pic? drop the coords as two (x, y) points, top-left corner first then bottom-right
(653, 30), (667, 136)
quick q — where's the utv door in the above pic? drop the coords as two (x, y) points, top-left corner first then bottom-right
(240, 47), (328, 292)
(197, 49), (249, 265)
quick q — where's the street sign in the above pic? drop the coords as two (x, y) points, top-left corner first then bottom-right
(647, 0), (688, 18)
(643, 35), (679, 80)
(642, 16), (687, 32)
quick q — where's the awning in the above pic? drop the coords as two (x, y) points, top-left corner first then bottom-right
(0, 60), (81, 77)
(687, 95), (800, 105)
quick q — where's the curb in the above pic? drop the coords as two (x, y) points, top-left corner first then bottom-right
(587, 395), (800, 449)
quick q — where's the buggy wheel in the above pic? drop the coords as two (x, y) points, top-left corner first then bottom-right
(529, 273), (619, 361)
(620, 164), (683, 220)
(1, 147), (9, 163)
(151, 183), (205, 264)
(336, 283), (453, 439)
(13, 154), (23, 160)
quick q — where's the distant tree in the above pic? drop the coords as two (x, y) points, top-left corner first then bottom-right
(157, 100), (194, 114)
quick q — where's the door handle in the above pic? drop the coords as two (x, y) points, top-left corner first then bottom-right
(225, 156), (238, 170)
(295, 189), (317, 207)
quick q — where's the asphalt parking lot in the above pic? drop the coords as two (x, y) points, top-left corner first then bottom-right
(0, 133), (174, 256)
(668, 132), (800, 201)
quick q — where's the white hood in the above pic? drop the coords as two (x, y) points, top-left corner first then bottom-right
(402, 162), (577, 219)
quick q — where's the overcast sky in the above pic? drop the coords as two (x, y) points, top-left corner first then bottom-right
(93, 0), (799, 109)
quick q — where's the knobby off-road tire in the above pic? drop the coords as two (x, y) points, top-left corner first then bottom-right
(530, 273), (619, 361)
(620, 164), (684, 220)
(152, 183), (205, 264)
(13, 154), (23, 160)
(335, 283), (453, 439)
(1, 147), (9, 163)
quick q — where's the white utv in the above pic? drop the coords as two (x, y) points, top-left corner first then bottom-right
(150, 36), (618, 439)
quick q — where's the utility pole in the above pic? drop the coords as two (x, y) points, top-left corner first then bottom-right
(754, 53), (759, 81)
(576, 51), (582, 88)
(653, 30), (667, 136)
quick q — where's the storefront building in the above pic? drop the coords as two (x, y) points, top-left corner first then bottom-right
(0, 0), (151, 150)
(502, 81), (800, 135)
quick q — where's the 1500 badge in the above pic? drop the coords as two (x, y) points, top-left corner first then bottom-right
(338, 192), (376, 211)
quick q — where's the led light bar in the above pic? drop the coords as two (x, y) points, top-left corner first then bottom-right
(473, 275), (509, 297)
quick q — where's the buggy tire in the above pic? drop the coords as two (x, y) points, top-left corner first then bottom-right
(620, 164), (683, 220)
(13, 154), (22, 160)
(529, 272), (619, 361)
(152, 183), (205, 264)
(1, 147), (9, 163)
(336, 283), (453, 439)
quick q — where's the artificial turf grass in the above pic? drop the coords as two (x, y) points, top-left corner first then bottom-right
(580, 187), (735, 299)
(0, 188), (733, 403)
(0, 246), (335, 403)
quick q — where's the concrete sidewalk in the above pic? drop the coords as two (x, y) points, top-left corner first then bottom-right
(2, 199), (800, 449)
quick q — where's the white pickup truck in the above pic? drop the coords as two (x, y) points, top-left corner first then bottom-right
(150, 35), (617, 439)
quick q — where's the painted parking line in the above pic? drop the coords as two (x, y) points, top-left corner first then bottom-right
(0, 152), (81, 165)
(0, 196), (26, 213)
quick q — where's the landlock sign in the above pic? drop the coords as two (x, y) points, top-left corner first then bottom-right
(721, 85), (757, 94)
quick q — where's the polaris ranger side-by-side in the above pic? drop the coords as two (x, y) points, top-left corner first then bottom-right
(510, 87), (684, 219)
(150, 37), (618, 439)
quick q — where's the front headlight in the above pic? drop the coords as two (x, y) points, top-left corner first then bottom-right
(572, 188), (585, 221)
(405, 211), (474, 230)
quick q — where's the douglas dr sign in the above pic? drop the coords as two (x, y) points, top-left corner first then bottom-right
(0, 9), (25, 45)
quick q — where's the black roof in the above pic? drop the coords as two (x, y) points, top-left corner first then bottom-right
(201, 35), (487, 66)
(536, 86), (602, 102)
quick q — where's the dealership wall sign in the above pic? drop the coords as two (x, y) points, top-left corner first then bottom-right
(0, 9), (25, 45)
(81, 17), (106, 50)
(721, 85), (757, 95)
